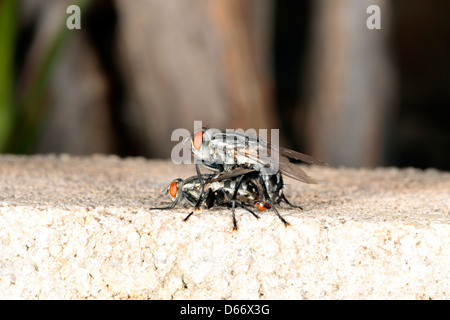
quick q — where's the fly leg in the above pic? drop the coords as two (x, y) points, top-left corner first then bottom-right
(182, 188), (212, 222)
(229, 174), (249, 231)
(266, 199), (290, 227)
(148, 202), (177, 210)
(257, 175), (290, 227)
(193, 164), (206, 212)
(149, 195), (180, 210)
(281, 194), (303, 211)
(182, 211), (195, 222)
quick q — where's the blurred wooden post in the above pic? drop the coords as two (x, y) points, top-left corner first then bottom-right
(27, 0), (116, 155)
(115, 0), (275, 158)
(302, 0), (396, 167)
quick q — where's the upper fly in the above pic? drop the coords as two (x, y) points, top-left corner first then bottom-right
(191, 127), (326, 183)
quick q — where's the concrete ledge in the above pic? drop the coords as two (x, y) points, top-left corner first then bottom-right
(0, 154), (448, 299)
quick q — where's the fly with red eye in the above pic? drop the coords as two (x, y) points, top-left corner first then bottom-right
(150, 169), (305, 229)
(150, 173), (263, 230)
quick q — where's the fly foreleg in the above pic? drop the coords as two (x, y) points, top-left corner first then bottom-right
(149, 196), (180, 210)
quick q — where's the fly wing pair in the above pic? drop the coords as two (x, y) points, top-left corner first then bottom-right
(202, 130), (326, 184)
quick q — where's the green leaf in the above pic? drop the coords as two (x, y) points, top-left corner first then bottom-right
(9, 0), (92, 153)
(0, 0), (17, 152)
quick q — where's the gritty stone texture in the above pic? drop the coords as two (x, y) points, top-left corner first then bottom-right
(0, 154), (449, 299)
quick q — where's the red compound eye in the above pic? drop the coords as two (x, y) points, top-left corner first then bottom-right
(169, 181), (178, 198)
(192, 129), (203, 151)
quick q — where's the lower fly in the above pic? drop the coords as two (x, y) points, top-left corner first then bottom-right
(150, 171), (302, 230)
(150, 173), (259, 230)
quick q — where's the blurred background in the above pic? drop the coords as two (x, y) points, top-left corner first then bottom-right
(1, 0), (449, 169)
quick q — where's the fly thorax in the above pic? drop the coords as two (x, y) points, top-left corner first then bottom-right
(208, 136), (238, 167)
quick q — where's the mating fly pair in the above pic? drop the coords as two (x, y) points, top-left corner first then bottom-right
(152, 127), (326, 230)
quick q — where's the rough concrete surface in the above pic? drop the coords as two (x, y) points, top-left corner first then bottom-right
(0, 154), (448, 299)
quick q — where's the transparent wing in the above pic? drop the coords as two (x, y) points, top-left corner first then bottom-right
(277, 155), (317, 183)
(278, 146), (327, 166)
(209, 130), (324, 183)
